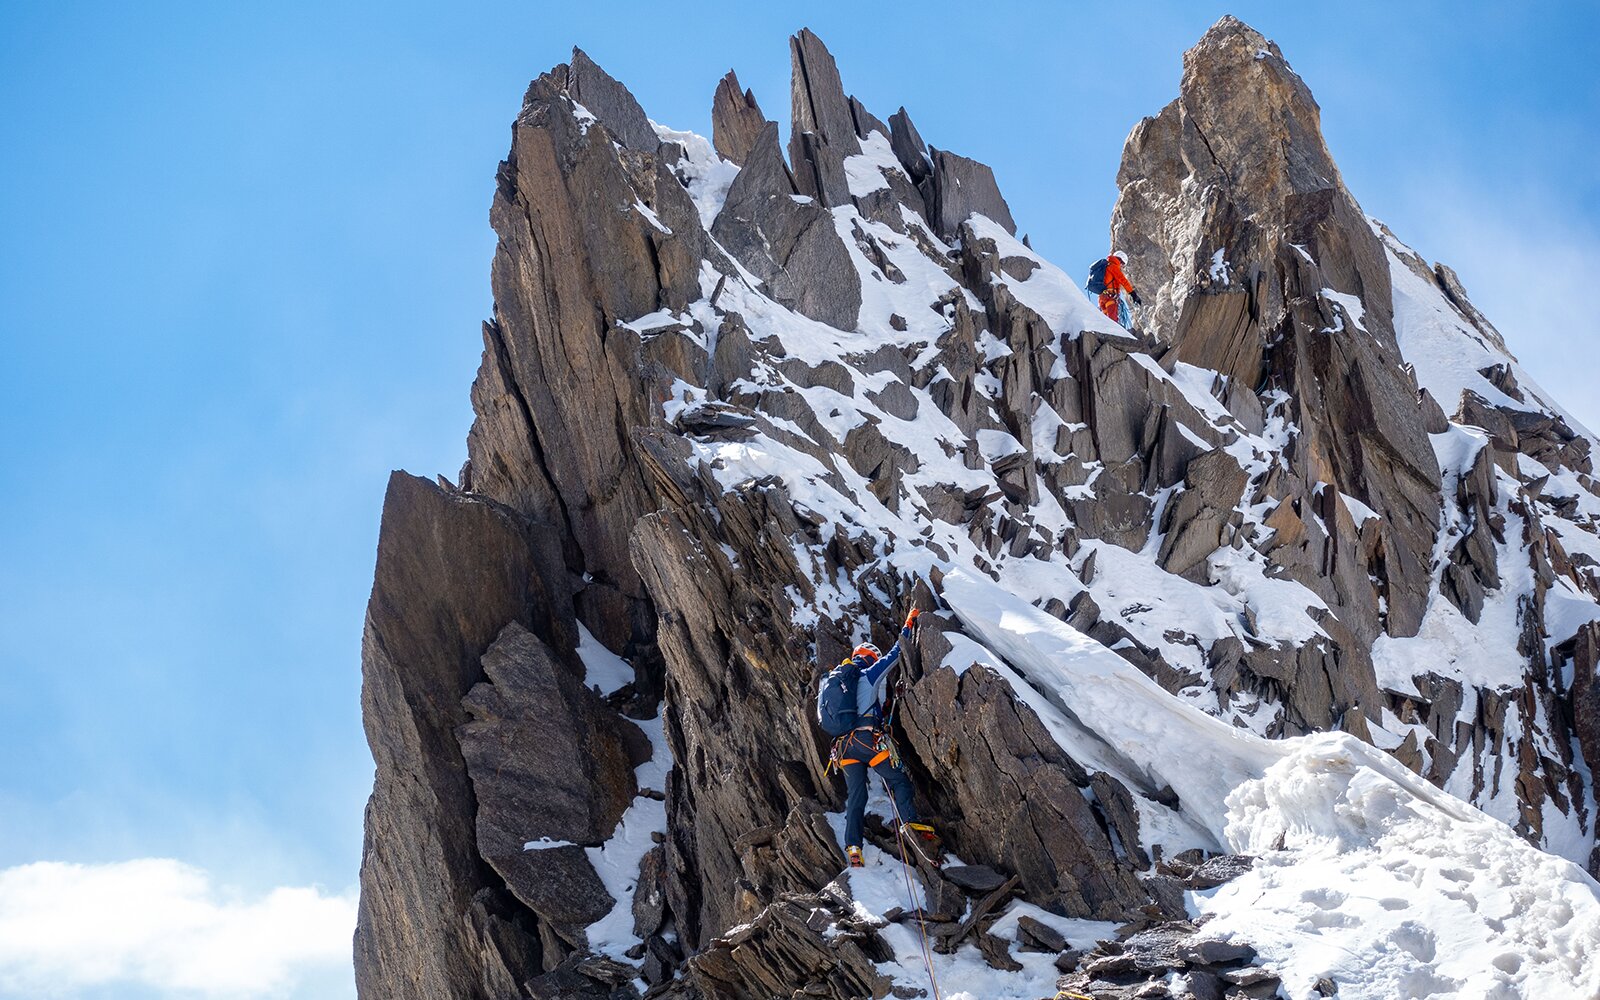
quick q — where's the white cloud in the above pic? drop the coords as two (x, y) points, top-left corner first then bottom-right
(0, 859), (356, 999)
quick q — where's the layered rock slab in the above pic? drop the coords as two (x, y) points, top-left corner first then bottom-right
(710, 120), (862, 330)
(899, 621), (1149, 920)
(354, 472), (575, 999)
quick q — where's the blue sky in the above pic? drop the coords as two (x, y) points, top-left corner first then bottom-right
(1, 2), (1595, 996)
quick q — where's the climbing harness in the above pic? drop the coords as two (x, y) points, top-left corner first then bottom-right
(826, 728), (902, 776)
(881, 771), (943, 1000)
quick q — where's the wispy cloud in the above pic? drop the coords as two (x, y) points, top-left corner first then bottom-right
(0, 859), (355, 999)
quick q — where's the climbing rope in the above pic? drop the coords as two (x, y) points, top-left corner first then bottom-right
(880, 773), (943, 1000)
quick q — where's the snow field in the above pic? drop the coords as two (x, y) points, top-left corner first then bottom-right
(944, 570), (1600, 1000)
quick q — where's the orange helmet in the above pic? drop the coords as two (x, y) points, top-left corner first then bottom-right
(851, 642), (881, 664)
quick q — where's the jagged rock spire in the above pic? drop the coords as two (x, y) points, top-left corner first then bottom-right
(929, 147), (1016, 237)
(1114, 15), (1373, 354)
(567, 47), (659, 152)
(710, 69), (766, 164)
(787, 28), (858, 206)
(1113, 14), (1441, 649)
(710, 120), (862, 329)
(888, 106), (932, 182)
(789, 28), (857, 151)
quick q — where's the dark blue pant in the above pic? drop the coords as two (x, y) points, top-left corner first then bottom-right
(840, 729), (918, 848)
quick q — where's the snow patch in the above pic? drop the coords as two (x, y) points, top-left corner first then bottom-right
(651, 120), (739, 230)
(842, 130), (898, 197)
(1321, 287), (1369, 335)
(1208, 248), (1231, 285)
(583, 715), (671, 961)
(577, 623), (634, 696)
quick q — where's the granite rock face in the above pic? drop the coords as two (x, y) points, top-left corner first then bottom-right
(1114, 17), (1439, 658)
(356, 20), (1600, 999)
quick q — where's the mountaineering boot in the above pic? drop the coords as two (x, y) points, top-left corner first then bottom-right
(898, 822), (944, 867)
(846, 845), (865, 868)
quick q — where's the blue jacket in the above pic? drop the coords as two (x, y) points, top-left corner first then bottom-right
(852, 626), (913, 726)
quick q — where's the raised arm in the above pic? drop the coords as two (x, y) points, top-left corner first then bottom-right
(861, 608), (920, 684)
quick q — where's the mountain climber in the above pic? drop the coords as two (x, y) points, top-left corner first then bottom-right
(816, 607), (943, 868)
(1087, 251), (1141, 327)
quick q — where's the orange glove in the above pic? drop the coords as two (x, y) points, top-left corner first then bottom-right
(903, 607), (921, 631)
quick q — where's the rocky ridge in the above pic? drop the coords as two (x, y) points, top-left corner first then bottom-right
(356, 17), (1600, 999)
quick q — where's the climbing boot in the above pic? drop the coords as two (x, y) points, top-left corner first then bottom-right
(846, 845), (865, 869)
(898, 822), (944, 867)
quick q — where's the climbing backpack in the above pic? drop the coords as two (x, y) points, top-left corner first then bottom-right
(1086, 257), (1110, 295)
(816, 659), (863, 737)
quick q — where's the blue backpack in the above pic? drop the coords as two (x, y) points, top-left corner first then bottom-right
(816, 659), (862, 737)
(1086, 257), (1110, 295)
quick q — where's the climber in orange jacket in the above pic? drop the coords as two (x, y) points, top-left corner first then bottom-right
(1089, 251), (1141, 326)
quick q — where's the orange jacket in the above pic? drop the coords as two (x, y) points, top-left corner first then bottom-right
(1104, 255), (1135, 296)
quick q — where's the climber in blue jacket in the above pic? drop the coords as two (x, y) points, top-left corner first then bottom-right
(828, 607), (943, 868)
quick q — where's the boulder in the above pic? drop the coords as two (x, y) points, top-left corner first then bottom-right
(685, 892), (892, 1000)
(1157, 449), (1250, 580)
(1187, 853), (1255, 889)
(1178, 937), (1256, 965)
(943, 864), (1008, 895)
(1015, 915), (1068, 953)
(459, 622), (650, 924)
